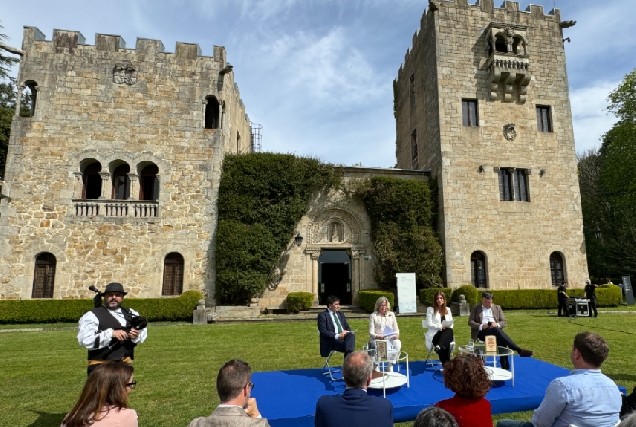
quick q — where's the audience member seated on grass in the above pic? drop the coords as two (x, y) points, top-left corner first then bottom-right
(619, 413), (636, 427)
(425, 291), (454, 366)
(314, 351), (393, 427)
(497, 331), (621, 427)
(468, 291), (533, 370)
(61, 361), (138, 427)
(369, 296), (401, 371)
(413, 407), (459, 427)
(188, 359), (269, 427)
(434, 354), (493, 427)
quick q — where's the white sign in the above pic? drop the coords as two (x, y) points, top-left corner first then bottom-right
(396, 273), (417, 314)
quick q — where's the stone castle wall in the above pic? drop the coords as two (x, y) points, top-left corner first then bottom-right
(0, 27), (251, 299)
(395, 0), (588, 289)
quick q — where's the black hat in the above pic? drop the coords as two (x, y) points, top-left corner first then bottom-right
(104, 282), (127, 295)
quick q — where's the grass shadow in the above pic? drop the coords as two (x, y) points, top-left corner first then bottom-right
(26, 411), (66, 427)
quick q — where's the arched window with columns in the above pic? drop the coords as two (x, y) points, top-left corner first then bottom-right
(82, 161), (102, 200)
(139, 164), (159, 201)
(111, 163), (131, 200)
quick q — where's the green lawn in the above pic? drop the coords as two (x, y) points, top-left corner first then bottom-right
(1, 311), (634, 427)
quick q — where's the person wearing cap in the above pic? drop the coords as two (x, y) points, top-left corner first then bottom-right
(468, 292), (533, 370)
(78, 282), (148, 375)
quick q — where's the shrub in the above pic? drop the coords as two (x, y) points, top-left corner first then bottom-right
(286, 292), (314, 313)
(450, 285), (482, 307)
(358, 289), (395, 313)
(419, 288), (452, 305)
(446, 286), (622, 309)
(358, 177), (443, 289)
(0, 290), (203, 324)
(216, 153), (340, 305)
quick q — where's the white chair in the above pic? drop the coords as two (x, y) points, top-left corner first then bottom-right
(422, 319), (455, 369)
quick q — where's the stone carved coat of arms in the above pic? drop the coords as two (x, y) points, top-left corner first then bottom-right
(113, 63), (137, 85)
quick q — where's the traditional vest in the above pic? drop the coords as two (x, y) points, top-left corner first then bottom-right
(87, 306), (136, 361)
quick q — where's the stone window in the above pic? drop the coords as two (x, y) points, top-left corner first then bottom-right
(515, 169), (530, 202)
(512, 36), (524, 55)
(32, 252), (56, 298)
(462, 99), (478, 127)
(536, 106), (552, 132)
(139, 164), (159, 201)
(111, 163), (131, 200)
(237, 131), (241, 153)
(24, 80), (38, 117)
(411, 129), (418, 169)
(162, 252), (184, 295)
(498, 168), (514, 201)
(495, 34), (507, 53)
(82, 161), (102, 200)
(471, 251), (488, 288)
(205, 96), (220, 129)
(550, 252), (565, 287)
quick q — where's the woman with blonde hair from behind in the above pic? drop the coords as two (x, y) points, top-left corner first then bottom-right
(369, 296), (401, 371)
(61, 361), (138, 427)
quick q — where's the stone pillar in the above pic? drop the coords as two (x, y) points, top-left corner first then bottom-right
(99, 172), (110, 199)
(309, 251), (320, 304)
(128, 173), (139, 201)
(72, 172), (83, 199)
(351, 251), (361, 306)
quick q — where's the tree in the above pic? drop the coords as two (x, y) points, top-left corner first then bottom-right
(579, 68), (636, 280)
(0, 22), (21, 179)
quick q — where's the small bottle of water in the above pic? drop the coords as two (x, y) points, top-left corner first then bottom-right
(467, 339), (474, 353)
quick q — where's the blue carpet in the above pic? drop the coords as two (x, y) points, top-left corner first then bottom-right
(251, 358), (623, 427)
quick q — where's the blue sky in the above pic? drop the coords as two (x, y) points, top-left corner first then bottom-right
(1, 0), (634, 167)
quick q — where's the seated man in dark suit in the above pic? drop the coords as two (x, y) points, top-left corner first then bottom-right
(468, 291), (533, 370)
(314, 351), (393, 427)
(318, 295), (355, 358)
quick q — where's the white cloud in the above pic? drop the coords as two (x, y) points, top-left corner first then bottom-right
(571, 81), (619, 154)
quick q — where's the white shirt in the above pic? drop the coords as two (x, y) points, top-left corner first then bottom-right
(478, 306), (499, 331)
(78, 307), (147, 350)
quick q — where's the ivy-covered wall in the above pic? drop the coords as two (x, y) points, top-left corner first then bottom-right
(357, 176), (443, 288)
(215, 153), (340, 305)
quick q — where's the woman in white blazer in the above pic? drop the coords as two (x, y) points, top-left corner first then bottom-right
(369, 296), (401, 370)
(425, 291), (454, 365)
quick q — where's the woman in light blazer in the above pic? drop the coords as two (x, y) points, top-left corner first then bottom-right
(425, 291), (454, 365)
(369, 296), (401, 370)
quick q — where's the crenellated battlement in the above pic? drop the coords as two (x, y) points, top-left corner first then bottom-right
(397, 0), (566, 82)
(21, 26), (228, 66)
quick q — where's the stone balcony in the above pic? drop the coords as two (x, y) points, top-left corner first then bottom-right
(72, 199), (159, 218)
(487, 53), (531, 103)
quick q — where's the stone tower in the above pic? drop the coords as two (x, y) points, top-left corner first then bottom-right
(394, 0), (587, 289)
(0, 27), (251, 299)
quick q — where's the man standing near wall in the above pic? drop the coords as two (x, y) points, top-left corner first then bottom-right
(557, 281), (569, 317)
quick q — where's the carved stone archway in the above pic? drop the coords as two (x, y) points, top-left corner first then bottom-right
(305, 208), (368, 305)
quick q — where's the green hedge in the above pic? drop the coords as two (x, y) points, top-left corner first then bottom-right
(419, 288), (452, 305)
(286, 292), (314, 313)
(0, 290), (203, 324)
(448, 285), (622, 309)
(358, 289), (395, 313)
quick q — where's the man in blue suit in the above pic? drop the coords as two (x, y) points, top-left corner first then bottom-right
(318, 295), (356, 358)
(314, 351), (393, 427)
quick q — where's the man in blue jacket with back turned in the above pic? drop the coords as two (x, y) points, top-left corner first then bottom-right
(314, 351), (393, 427)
